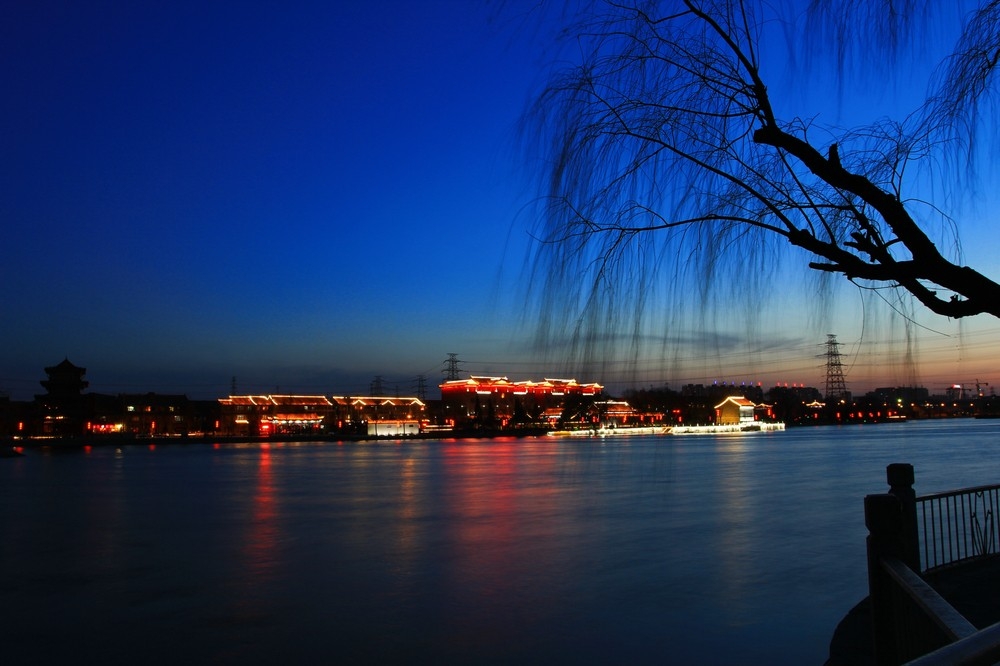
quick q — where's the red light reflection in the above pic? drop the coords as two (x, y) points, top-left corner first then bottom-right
(438, 441), (562, 618)
(244, 446), (279, 579)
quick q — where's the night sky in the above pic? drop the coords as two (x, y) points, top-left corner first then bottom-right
(3, 0), (1000, 401)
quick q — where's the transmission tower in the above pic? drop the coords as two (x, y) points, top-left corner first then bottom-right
(413, 374), (427, 400)
(823, 334), (850, 401)
(443, 353), (463, 381)
(370, 375), (384, 397)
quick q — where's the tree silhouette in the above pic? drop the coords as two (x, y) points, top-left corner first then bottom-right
(523, 0), (1000, 352)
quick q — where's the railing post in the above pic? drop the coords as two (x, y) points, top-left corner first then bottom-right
(887, 463), (921, 572)
(867, 491), (906, 665)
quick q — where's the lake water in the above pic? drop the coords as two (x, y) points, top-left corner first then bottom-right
(3, 419), (1000, 664)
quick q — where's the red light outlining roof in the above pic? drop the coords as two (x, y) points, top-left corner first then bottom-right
(439, 375), (602, 396)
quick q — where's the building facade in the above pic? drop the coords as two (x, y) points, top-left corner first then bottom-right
(714, 396), (756, 425)
(439, 376), (603, 429)
(217, 395), (334, 437)
(329, 396), (426, 436)
(217, 394), (426, 437)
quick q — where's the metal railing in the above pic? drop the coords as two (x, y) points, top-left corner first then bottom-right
(865, 465), (1000, 665)
(916, 484), (1000, 571)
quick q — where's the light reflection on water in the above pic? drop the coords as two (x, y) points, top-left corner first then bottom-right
(3, 420), (1000, 664)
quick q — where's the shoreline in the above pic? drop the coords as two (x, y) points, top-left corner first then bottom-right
(1, 428), (557, 451)
(1, 416), (968, 453)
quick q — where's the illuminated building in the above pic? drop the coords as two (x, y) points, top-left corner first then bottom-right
(714, 396), (757, 425)
(542, 399), (663, 429)
(439, 376), (603, 428)
(592, 399), (658, 425)
(218, 394), (426, 437)
(218, 395), (333, 437)
(329, 396), (426, 435)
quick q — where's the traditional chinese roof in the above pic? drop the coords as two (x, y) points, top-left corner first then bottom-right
(594, 400), (637, 415)
(269, 395), (332, 406)
(219, 395), (271, 406)
(439, 375), (603, 393)
(220, 394), (333, 406)
(40, 357), (89, 395)
(44, 357), (86, 375)
(713, 396), (756, 409)
(329, 396), (425, 408)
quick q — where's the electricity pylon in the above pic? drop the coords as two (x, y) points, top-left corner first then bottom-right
(443, 353), (463, 381)
(824, 334), (849, 401)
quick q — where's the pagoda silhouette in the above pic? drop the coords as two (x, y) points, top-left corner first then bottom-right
(36, 358), (90, 436)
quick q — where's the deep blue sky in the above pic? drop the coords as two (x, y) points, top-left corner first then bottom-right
(3, 0), (1000, 400)
(1, 0), (554, 399)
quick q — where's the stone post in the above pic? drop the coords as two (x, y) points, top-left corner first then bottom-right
(866, 491), (905, 666)
(887, 462), (920, 572)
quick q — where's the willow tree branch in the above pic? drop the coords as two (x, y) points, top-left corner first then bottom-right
(753, 124), (1000, 318)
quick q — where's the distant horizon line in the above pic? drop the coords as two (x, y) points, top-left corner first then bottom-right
(3, 379), (986, 403)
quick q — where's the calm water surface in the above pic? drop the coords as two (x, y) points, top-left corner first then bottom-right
(4, 419), (1000, 664)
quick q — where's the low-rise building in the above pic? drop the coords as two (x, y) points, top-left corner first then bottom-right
(119, 393), (192, 436)
(218, 395), (333, 436)
(714, 396), (756, 425)
(217, 394), (426, 437)
(439, 376), (603, 428)
(329, 396), (426, 435)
